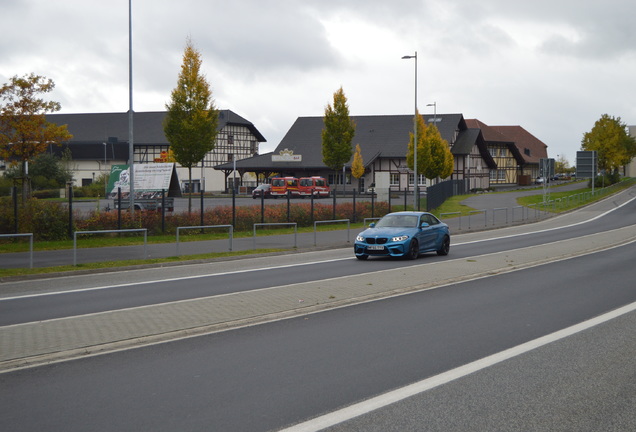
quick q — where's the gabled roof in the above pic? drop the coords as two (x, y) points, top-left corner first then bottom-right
(451, 128), (497, 168)
(466, 119), (525, 165)
(45, 109), (266, 145)
(217, 113), (468, 171)
(465, 119), (512, 143)
(490, 125), (547, 164)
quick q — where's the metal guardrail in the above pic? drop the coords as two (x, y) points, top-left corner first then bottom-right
(313, 219), (350, 246)
(440, 212), (461, 230)
(363, 217), (382, 226)
(0, 233), (34, 269)
(73, 229), (147, 266)
(176, 225), (233, 255)
(468, 209), (487, 229)
(253, 223), (297, 249)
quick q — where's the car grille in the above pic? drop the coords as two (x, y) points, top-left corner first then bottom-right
(366, 237), (388, 245)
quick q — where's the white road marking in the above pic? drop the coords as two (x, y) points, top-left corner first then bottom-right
(280, 300), (636, 432)
(3, 194), (634, 302)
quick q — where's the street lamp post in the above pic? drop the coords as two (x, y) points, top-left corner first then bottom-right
(103, 142), (107, 197)
(402, 52), (418, 210)
(426, 102), (436, 124)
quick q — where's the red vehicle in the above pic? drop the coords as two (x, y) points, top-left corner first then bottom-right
(270, 177), (299, 197)
(298, 176), (330, 198)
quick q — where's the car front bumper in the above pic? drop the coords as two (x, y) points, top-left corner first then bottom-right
(354, 242), (408, 257)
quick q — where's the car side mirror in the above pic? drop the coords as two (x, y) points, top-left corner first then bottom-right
(420, 222), (430, 228)
(369, 222), (376, 228)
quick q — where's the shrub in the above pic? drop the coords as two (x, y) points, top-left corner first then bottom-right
(21, 199), (71, 241)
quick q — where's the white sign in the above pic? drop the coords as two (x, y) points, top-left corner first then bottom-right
(108, 163), (176, 195)
(272, 148), (302, 162)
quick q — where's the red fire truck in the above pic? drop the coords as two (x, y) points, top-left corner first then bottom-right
(270, 177), (299, 197)
(298, 176), (331, 198)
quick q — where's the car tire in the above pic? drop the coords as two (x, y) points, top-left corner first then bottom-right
(356, 254), (368, 260)
(406, 239), (419, 260)
(437, 235), (450, 256)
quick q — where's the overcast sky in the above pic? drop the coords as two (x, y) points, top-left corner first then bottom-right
(3, 0), (636, 165)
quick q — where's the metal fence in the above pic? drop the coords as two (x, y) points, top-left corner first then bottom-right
(427, 179), (469, 211)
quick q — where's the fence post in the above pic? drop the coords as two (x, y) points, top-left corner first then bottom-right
(352, 189), (356, 223)
(13, 186), (18, 234)
(68, 183), (73, 239)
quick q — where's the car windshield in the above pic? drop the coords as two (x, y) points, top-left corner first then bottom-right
(375, 214), (419, 228)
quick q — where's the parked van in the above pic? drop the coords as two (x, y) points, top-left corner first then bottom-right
(298, 176), (330, 198)
(270, 177), (299, 197)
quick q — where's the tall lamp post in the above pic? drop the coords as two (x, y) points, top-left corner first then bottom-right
(402, 52), (418, 210)
(426, 102), (436, 124)
(103, 142), (108, 197)
(128, 0), (135, 214)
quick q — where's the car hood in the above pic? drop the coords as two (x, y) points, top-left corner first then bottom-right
(358, 227), (418, 238)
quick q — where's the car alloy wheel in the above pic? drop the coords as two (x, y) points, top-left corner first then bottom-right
(406, 239), (419, 260)
(437, 236), (450, 256)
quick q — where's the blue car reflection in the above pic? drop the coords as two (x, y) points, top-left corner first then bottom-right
(354, 211), (450, 260)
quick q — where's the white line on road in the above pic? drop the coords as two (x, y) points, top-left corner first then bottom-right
(280, 300), (636, 432)
(3, 194), (634, 302)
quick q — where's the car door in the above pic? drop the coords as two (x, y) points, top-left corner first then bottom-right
(416, 214), (435, 251)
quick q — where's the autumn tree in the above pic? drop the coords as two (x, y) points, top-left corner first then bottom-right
(351, 143), (365, 183)
(164, 38), (218, 212)
(425, 124), (454, 180)
(0, 73), (73, 201)
(322, 87), (355, 195)
(406, 112), (453, 182)
(581, 114), (636, 174)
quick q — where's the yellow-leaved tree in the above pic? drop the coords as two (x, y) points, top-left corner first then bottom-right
(351, 143), (365, 183)
(0, 73), (73, 201)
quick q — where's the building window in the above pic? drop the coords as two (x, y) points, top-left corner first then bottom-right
(390, 173), (400, 186)
(228, 153), (234, 162)
(328, 173), (351, 185)
(408, 173), (426, 186)
(499, 148), (507, 157)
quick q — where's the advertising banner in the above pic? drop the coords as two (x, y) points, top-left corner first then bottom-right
(107, 163), (181, 199)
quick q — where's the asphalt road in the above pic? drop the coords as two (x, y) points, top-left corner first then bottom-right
(2, 239), (636, 431)
(2, 195), (635, 325)
(1, 184), (635, 431)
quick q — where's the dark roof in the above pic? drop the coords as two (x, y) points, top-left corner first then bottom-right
(451, 128), (497, 168)
(46, 141), (130, 161)
(217, 113), (468, 171)
(46, 109), (266, 145)
(490, 126), (547, 164)
(465, 119), (548, 165)
(465, 119), (512, 143)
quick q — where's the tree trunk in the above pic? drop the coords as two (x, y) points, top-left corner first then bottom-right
(188, 166), (192, 213)
(22, 161), (30, 204)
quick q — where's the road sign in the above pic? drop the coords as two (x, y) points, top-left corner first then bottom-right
(576, 151), (597, 179)
(539, 158), (555, 178)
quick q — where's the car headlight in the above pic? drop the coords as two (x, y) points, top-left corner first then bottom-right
(391, 235), (409, 242)
(356, 235), (365, 242)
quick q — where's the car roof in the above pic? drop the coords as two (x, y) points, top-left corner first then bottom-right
(386, 211), (430, 216)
